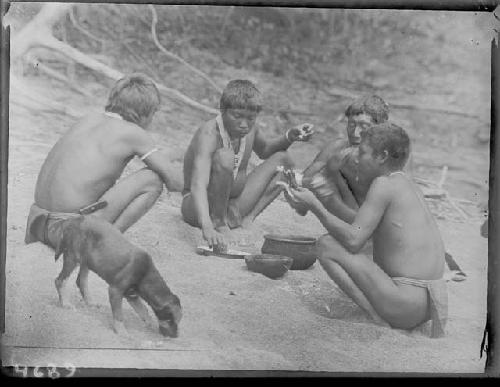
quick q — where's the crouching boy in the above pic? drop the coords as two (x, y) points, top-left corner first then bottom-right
(25, 73), (179, 250)
(290, 123), (448, 337)
(181, 79), (312, 248)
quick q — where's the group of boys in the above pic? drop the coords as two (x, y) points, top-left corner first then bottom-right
(25, 73), (448, 336)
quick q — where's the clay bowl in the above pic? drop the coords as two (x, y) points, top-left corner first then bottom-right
(244, 254), (293, 279)
(261, 234), (317, 270)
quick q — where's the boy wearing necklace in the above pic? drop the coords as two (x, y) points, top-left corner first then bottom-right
(289, 123), (448, 336)
(181, 79), (313, 249)
(25, 73), (180, 249)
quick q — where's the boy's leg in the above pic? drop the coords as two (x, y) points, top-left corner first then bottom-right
(181, 148), (234, 230)
(93, 168), (163, 232)
(316, 234), (429, 329)
(319, 251), (386, 325)
(232, 151), (292, 226)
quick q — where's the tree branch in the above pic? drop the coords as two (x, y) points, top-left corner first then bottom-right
(149, 4), (222, 94)
(69, 6), (106, 48)
(12, 3), (217, 116)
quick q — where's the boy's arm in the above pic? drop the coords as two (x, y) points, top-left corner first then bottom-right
(124, 128), (180, 191)
(302, 139), (346, 180)
(297, 177), (390, 253)
(253, 127), (293, 159)
(253, 123), (313, 159)
(321, 193), (357, 224)
(188, 126), (219, 233)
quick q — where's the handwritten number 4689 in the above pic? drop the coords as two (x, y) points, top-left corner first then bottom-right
(14, 364), (76, 378)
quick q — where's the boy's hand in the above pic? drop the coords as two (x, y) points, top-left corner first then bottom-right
(286, 123), (314, 142)
(284, 190), (309, 216)
(202, 226), (227, 250)
(289, 187), (320, 209)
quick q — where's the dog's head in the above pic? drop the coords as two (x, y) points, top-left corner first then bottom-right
(155, 294), (182, 338)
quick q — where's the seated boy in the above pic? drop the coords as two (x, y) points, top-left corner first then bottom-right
(288, 95), (390, 223)
(181, 79), (313, 248)
(26, 73), (180, 249)
(289, 123), (447, 337)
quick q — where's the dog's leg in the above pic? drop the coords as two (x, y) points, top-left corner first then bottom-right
(108, 286), (128, 336)
(126, 295), (155, 329)
(76, 265), (93, 306)
(55, 257), (78, 309)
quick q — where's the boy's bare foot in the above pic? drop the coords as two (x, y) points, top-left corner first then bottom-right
(215, 225), (231, 235)
(240, 216), (254, 229)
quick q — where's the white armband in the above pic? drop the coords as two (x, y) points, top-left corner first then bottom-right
(140, 148), (160, 161)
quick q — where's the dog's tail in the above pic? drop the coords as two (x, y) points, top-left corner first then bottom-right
(54, 238), (65, 261)
(54, 228), (68, 261)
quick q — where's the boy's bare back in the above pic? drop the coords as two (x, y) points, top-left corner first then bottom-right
(34, 114), (152, 212)
(369, 173), (445, 280)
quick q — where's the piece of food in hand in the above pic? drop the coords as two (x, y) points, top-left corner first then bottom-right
(283, 168), (299, 189)
(277, 180), (293, 197)
(298, 124), (314, 139)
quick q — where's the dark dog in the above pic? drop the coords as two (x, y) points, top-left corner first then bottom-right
(54, 215), (182, 337)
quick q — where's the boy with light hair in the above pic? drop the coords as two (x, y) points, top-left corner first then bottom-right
(26, 73), (179, 248)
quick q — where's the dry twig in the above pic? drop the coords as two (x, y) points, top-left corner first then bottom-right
(149, 4), (222, 94)
(11, 3), (218, 116)
(69, 7), (106, 48)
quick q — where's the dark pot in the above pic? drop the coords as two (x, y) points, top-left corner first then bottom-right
(261, 234), (317, 270)
(245, 254), (293, 279)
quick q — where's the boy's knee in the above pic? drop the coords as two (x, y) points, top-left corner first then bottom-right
(212, 148), (235, 172)
(142, 169), (164, 194)
(316, 234), (345, 263)
(316, 234), (334, 261)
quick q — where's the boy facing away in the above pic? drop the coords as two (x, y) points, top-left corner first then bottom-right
(290, 123), (447, 337)
(181, 79), (313, 248)
(26, 73), (179, 249)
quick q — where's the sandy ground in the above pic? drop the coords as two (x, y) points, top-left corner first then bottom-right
(2, 88), (488, 374)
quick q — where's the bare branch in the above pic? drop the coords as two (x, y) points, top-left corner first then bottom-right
(121, 41), (162, 82)
(149, 4), (222, 94)
(41, 35), (218, 115)
(69, 7), (106, 47)
(12, 3), (217, 116)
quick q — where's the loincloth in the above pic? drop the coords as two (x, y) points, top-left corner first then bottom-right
(181, 192), (242, 229)
(25, 203), (81, 249)
(392, 276), (448, 338)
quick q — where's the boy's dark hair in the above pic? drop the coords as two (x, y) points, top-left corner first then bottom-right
(105, 73), (161, 125)
(220, 80), (263, 113)
(345, 95), (389, 124)
(361, 122), (410, 170)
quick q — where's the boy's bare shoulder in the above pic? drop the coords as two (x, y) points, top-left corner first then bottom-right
(198, 118), (218, 135)
(193, 118), (219, 146)
(371, 174), (414, 199)
(112, 118), (144, 133)
(368, 175), (395, 199)
(325, 137), (349, 156)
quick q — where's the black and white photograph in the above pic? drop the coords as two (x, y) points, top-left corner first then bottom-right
(0, 0), (498, 376)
